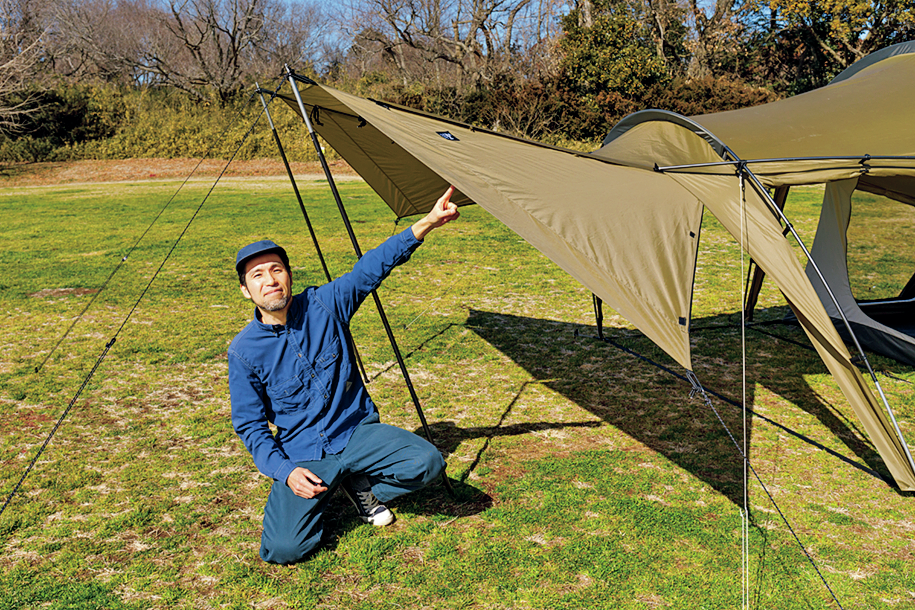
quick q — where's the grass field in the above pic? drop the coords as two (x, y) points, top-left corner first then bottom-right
(0, 174), (913, 609)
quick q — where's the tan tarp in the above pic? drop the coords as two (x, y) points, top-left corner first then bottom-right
(277, 43), (915, 490)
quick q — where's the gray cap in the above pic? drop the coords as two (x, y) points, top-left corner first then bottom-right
(235, 239), (290, 278)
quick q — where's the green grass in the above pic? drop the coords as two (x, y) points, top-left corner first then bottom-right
(0, 177), (913, 609)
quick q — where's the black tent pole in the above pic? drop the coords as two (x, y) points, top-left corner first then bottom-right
(651, 115), (915, 475)
(732, 161), (915, 476)
(592, 294), (604, 340)
(255, 84), (369, 384)
(283, 66), (454, 495)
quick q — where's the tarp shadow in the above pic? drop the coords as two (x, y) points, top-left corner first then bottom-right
(464, 308), (895, 506)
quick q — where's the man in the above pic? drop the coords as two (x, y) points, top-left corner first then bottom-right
(229, 186), (459, 564)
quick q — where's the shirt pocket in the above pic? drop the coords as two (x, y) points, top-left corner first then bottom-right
(313, 341), (342, 396)
(315, 342), (340, 370)
(266, 374), (308, 414)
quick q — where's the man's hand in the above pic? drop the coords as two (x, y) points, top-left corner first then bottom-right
(412, 186), (460, 240)
(286, 467), (328, 499)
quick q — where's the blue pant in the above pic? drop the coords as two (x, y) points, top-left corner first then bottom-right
(259, 412), (445, 564)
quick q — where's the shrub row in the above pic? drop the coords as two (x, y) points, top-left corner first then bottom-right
(0, 85), (336, 163)
(0, 76), (776, 163)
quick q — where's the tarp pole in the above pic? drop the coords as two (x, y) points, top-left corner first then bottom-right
(283, 66), (454, 495)
(655, 153), (915, 172)
(255, 84), (369, 385)
(731, 159), (915, 476)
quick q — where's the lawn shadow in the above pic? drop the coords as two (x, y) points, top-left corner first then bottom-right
(461, 308), (905, 507)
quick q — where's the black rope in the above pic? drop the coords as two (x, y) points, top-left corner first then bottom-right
(689, 318), (819, 354)
(0, 339), (116, 516)
(592, 331), (884, 479)
(1, 84), (276, 520)
(879, 370), (915, 385)
(32, 84), (278, 375)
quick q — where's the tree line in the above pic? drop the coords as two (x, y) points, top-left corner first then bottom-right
(1, 0), (912, 161)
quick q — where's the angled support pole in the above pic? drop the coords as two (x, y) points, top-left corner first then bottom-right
(283, 67), (454, 495)
(730, 160), (915, 477)
(255, 84), (369, 384)
(655, 146), (915, 479)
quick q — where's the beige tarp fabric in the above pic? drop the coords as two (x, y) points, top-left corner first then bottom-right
(672, 172), (915, 492)
(693, 49), (915, 196)
(279, 47), (915, 489)
(593, 119), (915, 490)
(281, 89), (704, 368)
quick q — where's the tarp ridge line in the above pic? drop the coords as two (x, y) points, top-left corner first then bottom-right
(278, 89), (655, 174)
(656, 154), (915, 172)
(286, 96), (428, 218)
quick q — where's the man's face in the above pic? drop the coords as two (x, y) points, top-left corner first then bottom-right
(240, 253), (292, 313)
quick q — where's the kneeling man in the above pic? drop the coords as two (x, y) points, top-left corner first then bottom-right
(229, 187), (459, 564)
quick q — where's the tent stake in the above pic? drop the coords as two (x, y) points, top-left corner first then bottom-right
(255, 84), (370, 385)
(283, 66), (454, 496)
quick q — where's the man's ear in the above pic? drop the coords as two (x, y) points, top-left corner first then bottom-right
(240, 283), (252, 300)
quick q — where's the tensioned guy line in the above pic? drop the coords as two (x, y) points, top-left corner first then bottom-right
(32, 87), (275, 376)
(1, 80), (283, 520)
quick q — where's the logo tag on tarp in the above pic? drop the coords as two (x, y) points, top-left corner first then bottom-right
(437, 131), (459, 141)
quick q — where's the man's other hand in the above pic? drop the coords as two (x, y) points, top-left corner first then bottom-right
(286, 467), (328, 499)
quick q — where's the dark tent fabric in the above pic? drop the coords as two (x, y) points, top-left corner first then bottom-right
(276, 43), (915, 491)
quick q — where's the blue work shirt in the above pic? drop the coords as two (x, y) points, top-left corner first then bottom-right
(228, 228), (423, 485)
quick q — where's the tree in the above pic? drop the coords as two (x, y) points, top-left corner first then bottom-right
(334, 0), (564, 88)
(683, 0), (744, 78)
(0, 0), (47, 131)
(558, 0), (669, 107)
(643, 0), (689, 73)
(745, 0), (915, 92)
(47, 0), (327, 103)
(47, 0), (168, 85)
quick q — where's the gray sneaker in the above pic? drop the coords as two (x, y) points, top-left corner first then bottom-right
(341, 474), (395, 526)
